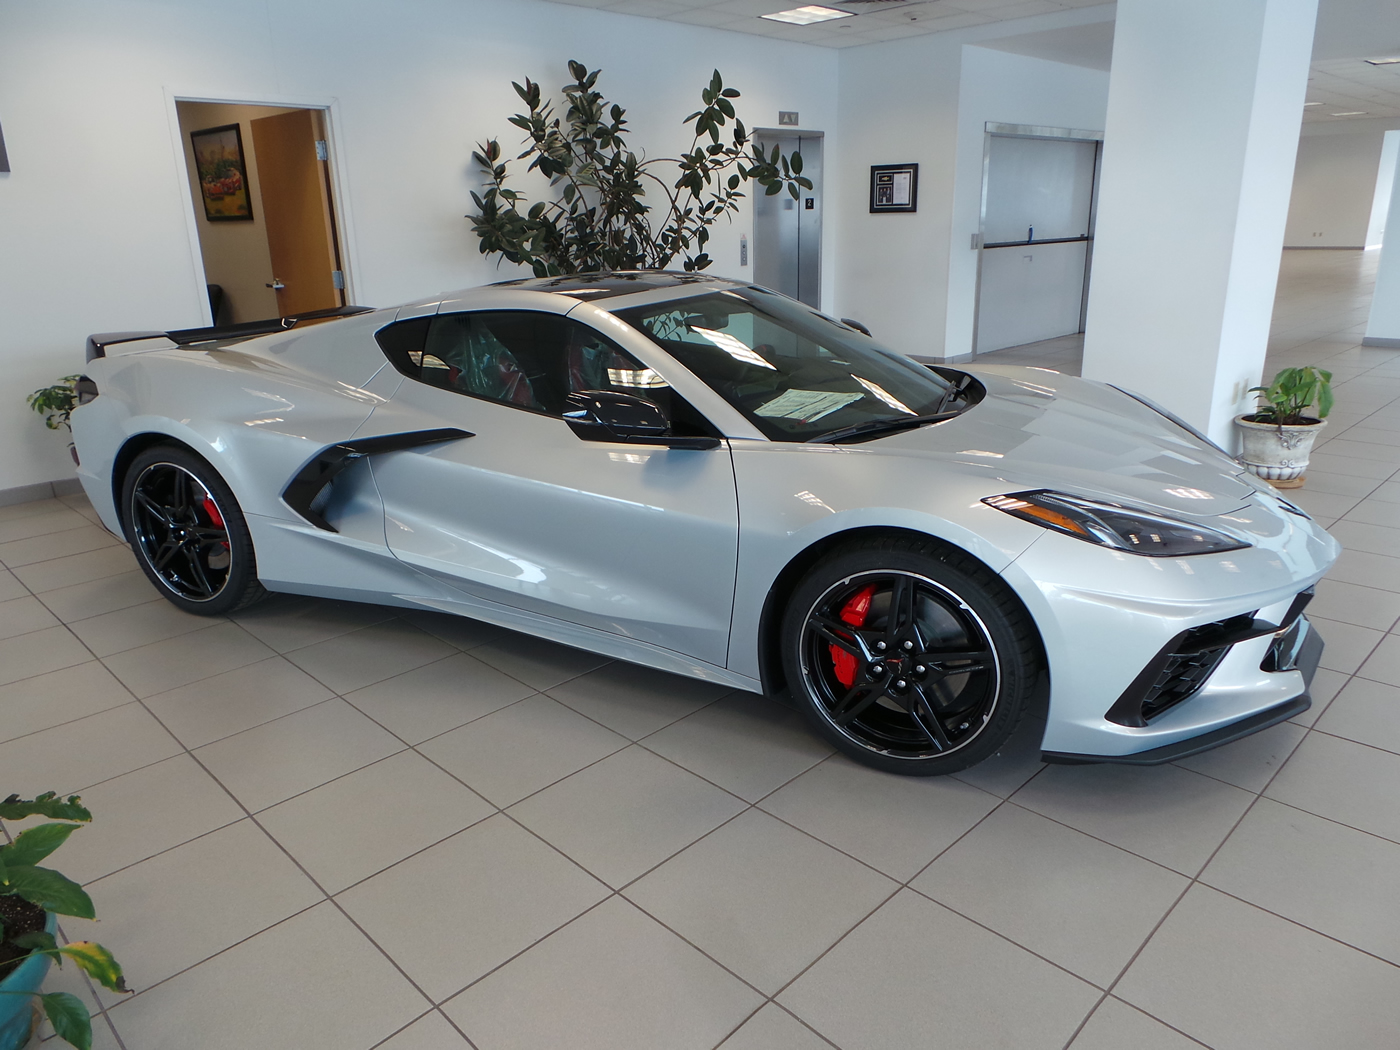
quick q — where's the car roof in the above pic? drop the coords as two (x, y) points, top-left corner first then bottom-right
(487, 270), (744, 301)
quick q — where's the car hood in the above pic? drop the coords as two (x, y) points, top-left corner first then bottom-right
(871, 365), (1260, 518)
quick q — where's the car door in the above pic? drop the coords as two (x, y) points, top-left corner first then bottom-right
(364, 305), (740, 667)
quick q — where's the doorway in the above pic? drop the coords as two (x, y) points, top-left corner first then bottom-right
(176, 101), (347, 325)
(974, 124), (1101, 354)
(754, 131), (823, 308)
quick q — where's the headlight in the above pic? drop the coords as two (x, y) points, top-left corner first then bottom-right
(983, 490), (1249, 557)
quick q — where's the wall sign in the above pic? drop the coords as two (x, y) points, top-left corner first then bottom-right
(870, 163), (918, 213)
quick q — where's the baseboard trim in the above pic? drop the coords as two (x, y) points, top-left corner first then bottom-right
(1362, 337), (1400, 348)
(0, 477), (83, 508)
(1283, 245), (1365, 251)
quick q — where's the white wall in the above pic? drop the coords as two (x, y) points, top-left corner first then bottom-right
(0, 0), (839, 491)
(1366, 130), (1400, 248)
(832, 6), (1113, 361)
(1365, 150), (1400, 344)
(1283, 120), (1400, 248)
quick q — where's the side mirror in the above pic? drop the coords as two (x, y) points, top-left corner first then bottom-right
(564, 390), (669, 441)
(563, 390), (721, 450)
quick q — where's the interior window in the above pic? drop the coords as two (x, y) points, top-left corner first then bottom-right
(374, 311), (714, 435)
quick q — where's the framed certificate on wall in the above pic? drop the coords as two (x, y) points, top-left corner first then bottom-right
(870, 163), (917, 213)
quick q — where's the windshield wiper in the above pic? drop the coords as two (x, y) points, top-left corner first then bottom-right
(811, 410), (962, 445)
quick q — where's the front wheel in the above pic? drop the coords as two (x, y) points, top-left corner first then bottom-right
(121, 444), (268, 615)
(781, 536), (1039, 776)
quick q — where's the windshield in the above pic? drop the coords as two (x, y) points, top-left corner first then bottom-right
(614, 287), (959, 442)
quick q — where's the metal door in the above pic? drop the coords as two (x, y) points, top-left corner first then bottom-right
(365, 361), (741, 668)
(975, 128), (1100, 353)
(755, 132), (823, 308)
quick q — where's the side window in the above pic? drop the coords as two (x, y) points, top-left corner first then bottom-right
(375, 311), (715, 435)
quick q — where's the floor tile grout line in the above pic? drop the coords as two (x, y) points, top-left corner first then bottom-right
(102, 687), (483, 1047)
(0, 694), (150, 751)
(30, 599), (458, 1032)
(1055, 641), (1388, 1048)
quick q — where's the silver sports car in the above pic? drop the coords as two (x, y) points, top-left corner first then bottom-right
(72, 272), (1338, 775)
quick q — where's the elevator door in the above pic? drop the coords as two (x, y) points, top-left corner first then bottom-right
(976, 134), (1098, 353)
(755, 133), (822, 308)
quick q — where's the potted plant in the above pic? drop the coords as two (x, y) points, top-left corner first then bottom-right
(1235, 366), (1333, 488)
(469, 62), (810, 275)
(26, 376), (81, 466)
(0, 793), (127, 1050)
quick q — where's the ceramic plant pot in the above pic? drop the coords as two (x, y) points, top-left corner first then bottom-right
(0, 912), (57, 1050)
(1235, 415), (1326, 488)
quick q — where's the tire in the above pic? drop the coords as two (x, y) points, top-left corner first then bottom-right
(781, 535), (1039, 776)
(120, 444), (268, 615)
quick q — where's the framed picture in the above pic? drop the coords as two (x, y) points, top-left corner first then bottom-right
(870, 163), (918, 213)
(190, 123), (253, 221)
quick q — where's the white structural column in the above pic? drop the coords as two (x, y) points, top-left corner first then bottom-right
(1081, 0), (1318, 446)
(1364, 148), (1400, 347)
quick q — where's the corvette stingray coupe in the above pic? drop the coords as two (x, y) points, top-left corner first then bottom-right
(71, 272), (1337, 774)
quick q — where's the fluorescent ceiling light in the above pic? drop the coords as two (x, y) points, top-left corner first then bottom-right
(1303, 101), (1323, 106)
(761, 5), (852, 25)
(1331, 111), (1368, 116)
(1364, 56), (1400, 65)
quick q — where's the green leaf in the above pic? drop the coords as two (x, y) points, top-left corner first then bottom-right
(2, 823), (80, 868)
(0, 794), (91, 823)
(1317, 381), (1334, 418)
(41, 992), (92, 1050)
(11, 930), (58, 954)
(58, 942), (128, 993)
(790, 152), (803, 175)
(4, 865), (96, 918)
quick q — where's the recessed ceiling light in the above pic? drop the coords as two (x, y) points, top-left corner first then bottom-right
(761, 5), (852, 25)
(1364, 56), (1400, 65)
(1331, 111), (1368, 116)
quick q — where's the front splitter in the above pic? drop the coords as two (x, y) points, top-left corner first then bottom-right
(1041, 623), (1323, 767)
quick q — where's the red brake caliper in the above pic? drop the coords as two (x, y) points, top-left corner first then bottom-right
(200, 496), (230, 549)
(831, 584), (877, 688)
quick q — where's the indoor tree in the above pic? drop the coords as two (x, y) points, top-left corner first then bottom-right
(468, 61), (811, 276)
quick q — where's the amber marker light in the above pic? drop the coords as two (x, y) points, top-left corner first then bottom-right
(983, 494), (1092, 538)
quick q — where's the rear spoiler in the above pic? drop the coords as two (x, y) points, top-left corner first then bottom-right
(86, 304), (374, 361)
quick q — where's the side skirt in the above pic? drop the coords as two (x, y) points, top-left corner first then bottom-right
(398, 592), (762, 693)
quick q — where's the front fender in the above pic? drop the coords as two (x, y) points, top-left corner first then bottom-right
(727, 439), (1044, 683)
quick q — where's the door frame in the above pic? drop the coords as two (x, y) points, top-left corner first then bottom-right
(971, 122), (1103, 357)
(164, 89), (359, 326)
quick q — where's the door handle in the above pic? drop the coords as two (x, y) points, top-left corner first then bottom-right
(267, 279), (286, 291)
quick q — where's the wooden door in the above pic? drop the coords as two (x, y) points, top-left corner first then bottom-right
(249, 109), (344, 316)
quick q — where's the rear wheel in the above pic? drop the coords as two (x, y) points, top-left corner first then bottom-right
(121, 445), (267, 615)
(781, 536), (1038, 775)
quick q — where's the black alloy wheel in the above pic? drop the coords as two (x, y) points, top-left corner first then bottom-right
(122, 445), (267, 615)
(782, 536), (1038, 775)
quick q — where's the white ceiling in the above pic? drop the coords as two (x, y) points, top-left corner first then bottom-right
(545, 0), (1111, 49)
(545, 0), (1400, 124)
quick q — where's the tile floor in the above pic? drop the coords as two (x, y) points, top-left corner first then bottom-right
(2, 247), (1399, 1049)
